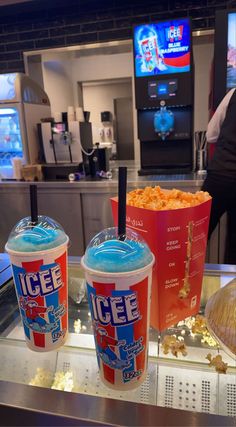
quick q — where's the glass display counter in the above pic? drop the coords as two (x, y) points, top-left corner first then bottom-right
(0, 257), (235, 426)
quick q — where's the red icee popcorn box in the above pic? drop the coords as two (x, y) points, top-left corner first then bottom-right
(111, 195), (212, 331)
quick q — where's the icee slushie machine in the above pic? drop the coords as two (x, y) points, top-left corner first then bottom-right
(0, 73), (50, 179)
(133, 18), (194, 174)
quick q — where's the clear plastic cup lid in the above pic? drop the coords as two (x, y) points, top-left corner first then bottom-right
(83, 227), (153, 273)
(6, 215), (68, 253)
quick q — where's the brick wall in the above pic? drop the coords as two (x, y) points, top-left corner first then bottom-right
(0, 0), (234, 73)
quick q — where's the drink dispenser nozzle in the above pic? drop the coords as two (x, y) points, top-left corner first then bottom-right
(154, 102), (174, 141)
(51, 126), (73, 163)
(61, 131), (73, 163)
(61, 131), (72, 146)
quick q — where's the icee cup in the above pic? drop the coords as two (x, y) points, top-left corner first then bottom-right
(5, 216), (69, 352)
(81, 227), (155, 391)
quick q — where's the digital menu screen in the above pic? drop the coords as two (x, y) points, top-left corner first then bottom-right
(133, 19), (191, 77)
(227, 12), (236, 89)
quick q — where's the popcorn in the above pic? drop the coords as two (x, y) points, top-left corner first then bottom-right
(51, 370), (74, 392)
(74, 319), (82, 334)
(127, 186), (211, 211)
(206, 353), (228, 374)
(184, 316), (195, 329)
(192, 314), (208, 335)
(201, 334), (218, 347)
(191, 315), (218, 347)
(29, 368), (53, 388)
(29, 368), (75, 391)
(161, 335), (187, 357)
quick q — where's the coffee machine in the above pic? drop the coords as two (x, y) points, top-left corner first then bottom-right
(38, 117), (93, 180)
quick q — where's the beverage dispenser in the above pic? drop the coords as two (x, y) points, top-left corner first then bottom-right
(133, 18), (194, 174)
(38, 112), (93, 180)
(0, 73), (50, 179)
(39, 121), (84, 165)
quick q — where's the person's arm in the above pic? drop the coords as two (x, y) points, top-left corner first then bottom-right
(35, 306), (48, 314)
(105, 335), (119, 346)
(206, 88), (235, 143)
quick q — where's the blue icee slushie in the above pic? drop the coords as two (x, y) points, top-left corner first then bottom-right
(81, 227), (154, 390)
(5, 215), (69, 352)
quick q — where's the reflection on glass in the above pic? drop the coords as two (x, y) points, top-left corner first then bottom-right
(0, 73), (17, 101)
(0, 107), (23, 168)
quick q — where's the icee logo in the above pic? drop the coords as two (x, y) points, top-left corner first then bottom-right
(166, 25), (183, 42)
(90, 292), (140, 326)
(19, 265), (63, 297)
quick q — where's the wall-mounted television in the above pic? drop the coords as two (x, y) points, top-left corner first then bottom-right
(133, 18), (191, 78)
(213, 10), (236, 109)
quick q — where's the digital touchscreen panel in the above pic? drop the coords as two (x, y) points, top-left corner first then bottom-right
(148, 79), (178, 99)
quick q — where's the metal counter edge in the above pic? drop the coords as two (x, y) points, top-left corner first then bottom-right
(0, 380), (234, 426)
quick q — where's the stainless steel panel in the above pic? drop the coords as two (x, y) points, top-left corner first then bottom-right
(38, 187), (84, 256)
(157, 363), (218, 414)
(81, 192), (115, 245)
(0, 379), (233, 427)
(56, 347), (157, 405)
(24, 103), (51, 164)
(218, 373), (236, 417)
(0, 184), (85, 256)
(0, 186), (30, 252)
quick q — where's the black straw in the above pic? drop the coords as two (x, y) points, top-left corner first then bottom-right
(118, 167), (127, 240)
(30, 184), (38, 224)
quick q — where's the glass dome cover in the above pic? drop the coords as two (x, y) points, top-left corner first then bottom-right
(83, 227), (153, 273)
(6, 215), (68, 253)
(205, 280), (236, 358)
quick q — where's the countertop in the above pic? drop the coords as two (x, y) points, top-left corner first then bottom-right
(0, 161), (206, 190)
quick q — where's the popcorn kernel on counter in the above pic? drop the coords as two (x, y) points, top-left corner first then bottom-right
(206, 353), (228, 374)
(127, 186), (211, 211)
(161, 335), (188, 358)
